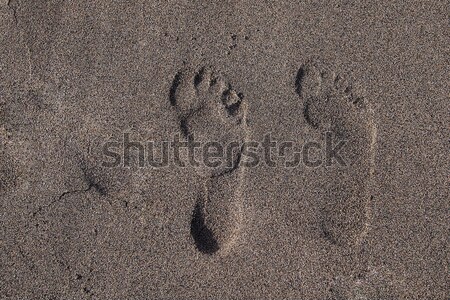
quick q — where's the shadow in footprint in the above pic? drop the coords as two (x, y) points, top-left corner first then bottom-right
(190, 202), (220, 255)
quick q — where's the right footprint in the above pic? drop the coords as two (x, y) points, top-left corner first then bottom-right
(296, 60), (376, 246)
(170, 66), (249, 255)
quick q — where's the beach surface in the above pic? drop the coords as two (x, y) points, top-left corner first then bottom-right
(0, 1), (448, 299)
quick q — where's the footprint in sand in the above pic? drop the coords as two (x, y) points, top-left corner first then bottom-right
(170, 66), (249, 255)
(296, 60), (376, 246)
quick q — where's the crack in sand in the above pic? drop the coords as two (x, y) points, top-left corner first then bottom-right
(7, 0), (33, 85)
(31, 183), (100, 218)
(7, 0), (18, 25)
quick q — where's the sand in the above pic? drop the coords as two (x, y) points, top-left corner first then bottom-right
(1, 1), (448, 299)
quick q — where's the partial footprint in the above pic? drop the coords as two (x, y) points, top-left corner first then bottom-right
(329, 269), (400, 300)
(296, 60), (376, 246)
(170, 66), (248, 255)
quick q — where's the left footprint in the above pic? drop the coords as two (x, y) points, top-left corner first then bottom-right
(170, 66), (249, 255)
